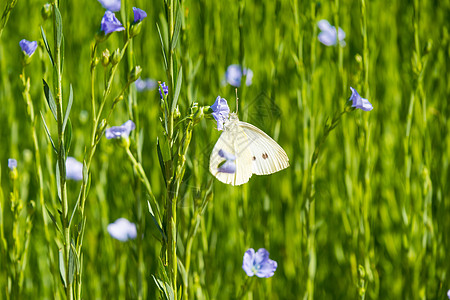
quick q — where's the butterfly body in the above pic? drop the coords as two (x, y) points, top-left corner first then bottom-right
(210, 113), (289, 186)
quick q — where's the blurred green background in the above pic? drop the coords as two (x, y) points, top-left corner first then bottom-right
(0, 0), (449, 299)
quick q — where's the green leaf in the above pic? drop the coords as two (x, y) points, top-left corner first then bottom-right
(68, 244), (76, 285)
(54, 5), (63, 49)
(177, 258), (187, 288)
(40, 26), (54, 66)
(40, 112), (57, 153)
(56, 160), (61, 203)
(43, 79), (57, 121)
(171, 7), (182, 50)
(157, 138), (167, 187)
(63, 84), (73, 132)
(59, 248), (67, 288)
(64, 118), (72, 157)
(147, 200), (165, 241)
(61, 35), (65, 74)
(156, 23), (168, 71)
(45, 205), (62, 235)
(171, 66), (182, 113)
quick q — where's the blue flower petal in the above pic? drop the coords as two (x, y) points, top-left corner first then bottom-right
(218, 160), (236, 174)
(242, 248), (277, 278)
(133, 7), (147, 23)
(105, 120), (136, 139)
(66, 157), (83, 181)
(107, 218), (137, 242)
(218, 149), (236, 161)
(211, 96), (230, 131)
(19, 39), (38, 56)
(225, 64), (253, 87)
(349, 87), (373, 111)
(98, 0), (121, 12)
(101, 11), (125, 35)
(8, 158), (17, 170)
(135, 78), (157, 92)
(318, 19), (346, 47)
(159, 82), (169, 99)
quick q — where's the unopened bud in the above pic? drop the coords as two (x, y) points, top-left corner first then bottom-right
(111, 48), (121, 65)
(101, 49), (110, 66)
(41, 3), (52, 21)
(128, 65), (142, 83)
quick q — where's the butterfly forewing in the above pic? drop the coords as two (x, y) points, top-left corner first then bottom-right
(238, 122), (289, 175)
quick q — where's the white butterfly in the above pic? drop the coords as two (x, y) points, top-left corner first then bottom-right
(209, 112), (289, 186)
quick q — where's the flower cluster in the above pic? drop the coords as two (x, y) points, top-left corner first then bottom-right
(159, 82), (169, 99)
(97, 1), (146, 36)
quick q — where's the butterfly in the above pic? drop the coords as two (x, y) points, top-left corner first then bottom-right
(209, 112), (289, 186)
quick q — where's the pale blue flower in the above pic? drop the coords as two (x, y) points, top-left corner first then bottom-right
(101, 11), (125, 34)
(211, 96), (230, 131)
(318, 19), (346, 46)
(218, 149), (236, 174)
(98, 0), (120, 12)
(447, 289), (450, 299)
(133, 7), (147, 23)
(159, 82), (168, 99)
(135, 77), (157, 92)
(107, 218), (137, 242)
(66, 157), (83, 181)
(224, 64), (253, 87)
(105, 120), (135, 139)
(349, 87), (373, 111)
(19, 39), (38, 56)
(242, 248), (277, 278)
(8, 159), (17, 170)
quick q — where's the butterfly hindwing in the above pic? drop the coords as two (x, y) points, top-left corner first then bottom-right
(238, 122), (290, 175)
(209, 128), (253, 186)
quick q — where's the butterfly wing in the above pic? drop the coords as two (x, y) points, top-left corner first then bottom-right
(238, 122), (289, 175)
(209, 128), (254, 186)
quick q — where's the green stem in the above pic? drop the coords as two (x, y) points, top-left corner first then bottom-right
(0, 0), (18, 39)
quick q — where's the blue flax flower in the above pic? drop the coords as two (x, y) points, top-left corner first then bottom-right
(105, 120), (135, 139)
(98, 0), (120, 12)
(224, 64), (253, 87)
(66, 157), (83, 181)
(447, 290), (450, 299)
(211, 96), (230, 131)
(349, 87), (373, 111)
(159, 82), (169, 99)
(135, 77), (157, 92)
(242, 248), (277, 278)
(107, 218), (137, 242)
(133, 7), (147, 23)
(19, 39), (38, 57)
(318, 20), (346, 47)
(218, 149), (236, 174)
(8, 159), (17, 170)
(101, 11), (125, 35)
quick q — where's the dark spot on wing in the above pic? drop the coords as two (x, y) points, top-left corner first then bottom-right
(262, 153), (268, 159)
(252, 156), (256, 161)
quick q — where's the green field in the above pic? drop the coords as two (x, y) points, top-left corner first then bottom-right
(0, 0), (449, 299)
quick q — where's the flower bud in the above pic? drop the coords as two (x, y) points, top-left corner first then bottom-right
(111, 48), (121, 65)
(96, 119), (107, 143)
(101, 49), (110, 67)
(128, 65), (142, 83)
(130, 22), (143, 38)
(41, 3), (52, 21)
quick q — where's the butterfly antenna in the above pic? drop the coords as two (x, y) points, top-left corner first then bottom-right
(235, 88), (239, 114)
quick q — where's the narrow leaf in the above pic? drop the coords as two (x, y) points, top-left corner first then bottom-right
(68, 244), (76, 285)
(43, 79), (57, 121)
(171, 8), (182, 50)
(40, 26), (54, 66)
(171, 66), (182, 113)
(54, 5), (63, 48)
(177, 258), (188, 287)
(156, 23), (168, 71)
(63, 84), (73, 132)
(147, 200), (166, 241)
(45, 205), (62, 235)
(156, 138), (167, 187)
(40, 112), (57, 153)
(59, 249), (67, 288)
(64, 118), (72, 157)
(56, 161), (61, 203)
